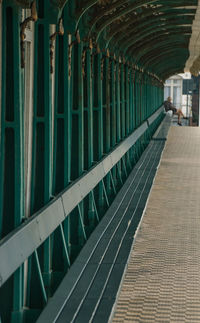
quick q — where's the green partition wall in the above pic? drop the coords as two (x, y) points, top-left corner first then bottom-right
(0, 0), (197, 322)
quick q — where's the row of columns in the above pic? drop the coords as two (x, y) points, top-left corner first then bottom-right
(0, 2), (163, 322)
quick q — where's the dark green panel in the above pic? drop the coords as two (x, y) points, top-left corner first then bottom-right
(2, 128), (15, 237)
(32, 122), (45, 213)
(54, 119), (64, 194)
(5, 7), (14, 122)
(71, 114), (79, 180)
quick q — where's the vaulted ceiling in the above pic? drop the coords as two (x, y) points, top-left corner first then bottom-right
(73, 0), (198, 80)
(17, 0), (199, 80)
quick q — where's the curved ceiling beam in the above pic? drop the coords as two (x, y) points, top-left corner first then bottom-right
(87, 0), (160, 39)
(156, 62), (185, 78)
(132, 35), (189, 62)
(146, 49), (187, 69)
(87, 0), (130, 34)
(74, 0), (197, 80)
(110, 15), (193, 51)
(113, 20), (192, 55)
(94, 1), (195, 42)
(142, 48), (186, 66)
(127, 32), (191, 59)
(75, 0), (99, 29)
(95, 0), (162, 41)
(140, 45), (187, 67)
(123, 26), (191, 56)
(135, 40), (188, 65)
(106, 8), (195, 49)
(144, 50), (187, 75)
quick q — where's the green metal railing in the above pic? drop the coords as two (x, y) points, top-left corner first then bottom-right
(0, 107), (164, 322)
(0, 1), (164, 322)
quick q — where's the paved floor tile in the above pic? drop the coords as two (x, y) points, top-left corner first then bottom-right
(112, 127), (200, 323)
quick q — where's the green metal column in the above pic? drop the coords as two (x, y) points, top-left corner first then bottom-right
(125, 64), (130, 136)
(120, 62), (125, 139)
(135, 70), (139, 128)
(84, 46), (96, 229)
(92, 51), (105, 214)
(53, 31), (71, 194)
(110, 58), (117, 187)
(84, 47), (93, 169)
(71, 42), (84, 179)
(129, 68), (133, 132)
(93, 51), (103, 161)
(104, 54), (111, 153)
(110, 58), (116, 147)
(29, 0), (52, 309)
(116, 60), (121, 142)
(51, 23), (72, 285)
(70, 40), (86, 253)
(0, 3), (25, 323)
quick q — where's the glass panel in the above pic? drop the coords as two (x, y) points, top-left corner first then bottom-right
(164, 86), (171, 100)
(173, 86), (181, 108)
(173, 79), (181, 85)
(165, 79), (171, 84)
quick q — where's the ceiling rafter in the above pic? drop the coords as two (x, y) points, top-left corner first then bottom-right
(72, 0), (198, 79)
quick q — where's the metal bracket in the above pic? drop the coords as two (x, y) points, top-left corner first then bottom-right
(68, 30), (80, 78)
(101, 57), (104, 80)
(108, 58), (111, 81)
(114, 60), (116, 82)
(50, 18), (64, 74)
(118, 63), (121, 81)
(20, 0), (38, 68)
(89, 39), (94, 78)
(81, 48), (86, 78)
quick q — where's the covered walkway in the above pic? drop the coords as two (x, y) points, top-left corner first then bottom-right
(112, 127), (200, 322)
(1, 1), (200, 322)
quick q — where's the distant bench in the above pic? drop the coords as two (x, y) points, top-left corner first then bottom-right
(36, 114), (171, 323)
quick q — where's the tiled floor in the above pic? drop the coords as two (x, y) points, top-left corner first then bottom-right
(112, 127), (200, 323)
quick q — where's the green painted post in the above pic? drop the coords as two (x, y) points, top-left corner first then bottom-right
(70, 40), (85, 249)
(52, 26), (72, 277)
(125, 65), (131, 169)
(92, 51), (104, 212)
(102, 55), (111, 196)
(116, 60), (121, 142)
(110, 58), (117, 187)
(110, 59), (116, 147)
(125, 65), (130, 135)
(77, 43), (84, 176)
(120, 62), (125, 139)
(77, 42), (85, 245)
(129, 68), (133, 131)
(115, 60), (123, 184)
(29, 0), (53, 307)
(86, 48), (93, 168)
(11, 5), (24, 323)
(0, 2), (25, 322)
(105, 55), (110, 153)
(97, 53), (103, 159)
(134, 70), (138, 128)
(63, 30), (72, 259)
(141, 73), (144, 123)
(85, 47), (95, 228)
(53, 35), (65, 195)
(148, 75), (151, 117)
(97, 52), (104, 210)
